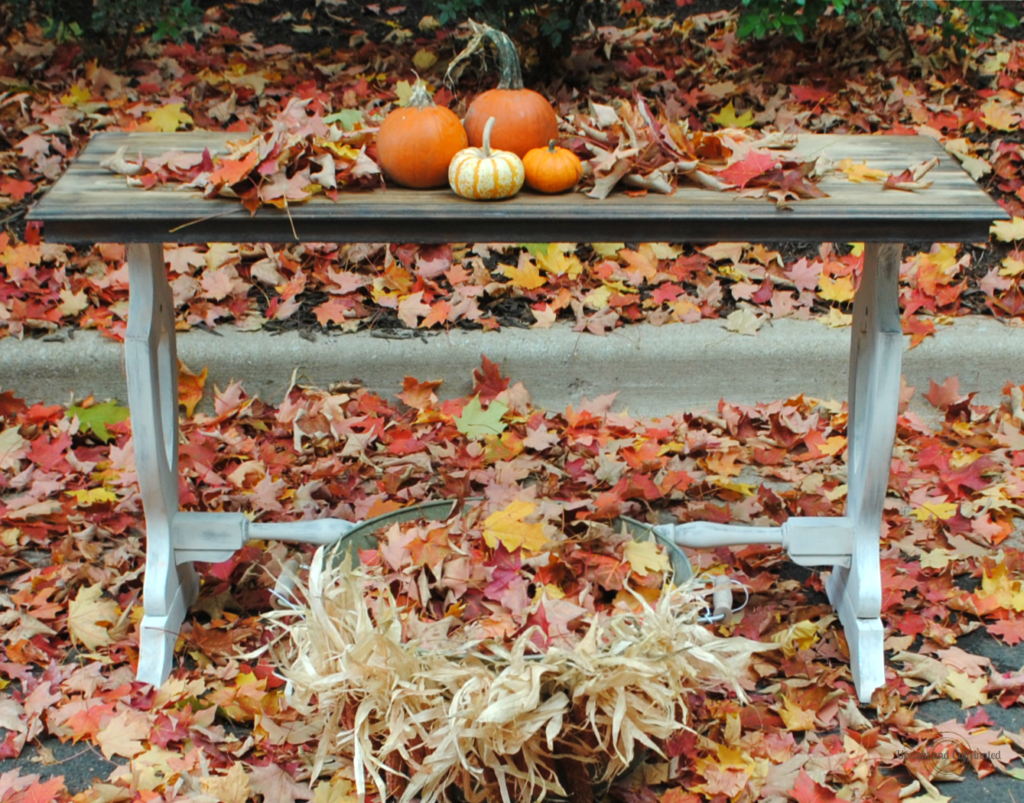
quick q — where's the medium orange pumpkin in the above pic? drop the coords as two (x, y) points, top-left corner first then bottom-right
(523, 140), (582, 194)
(461, 25), (559, 159)
(376, 82), (468, 188)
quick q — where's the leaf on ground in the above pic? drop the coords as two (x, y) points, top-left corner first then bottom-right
(96, 710), (150, 759)
(501, 256), (546, 290)
(454, 395), (508, 439)
(987, 618), (1024, 646)
(201, 762), (252, 803)
(249, 763), (314, 803)
(179, 361), (208, 418)
(942, 670), (990, 708)
(68, 400), (130, 442)
(991, 217), (1024, 242)
(67, 584), (119, 650)
(710, 101), (755, 128)
(791, 770), (841, 803)
(483, 500), (548, 553)
(725, 308), (764, 335)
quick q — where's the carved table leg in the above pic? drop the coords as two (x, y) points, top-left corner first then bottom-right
(126, 243), (197, 686)
(826, 242), (903, 704)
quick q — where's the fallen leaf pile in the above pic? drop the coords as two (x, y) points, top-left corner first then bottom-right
(2, 354), (1024, 799)
(2, 7), (1024, 345)
(264, 514), (758, 803)
(100, 97), (382, 215)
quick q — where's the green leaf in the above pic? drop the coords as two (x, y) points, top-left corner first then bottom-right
(454, 395), (508, 440)
(68, 400), (130, 442)
(521, 243), (551, 257)
(323, 109), (365, 131)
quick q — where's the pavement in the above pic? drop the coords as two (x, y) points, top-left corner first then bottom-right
(2, 314), (1022, 417)
(3, 313), (1024, 800)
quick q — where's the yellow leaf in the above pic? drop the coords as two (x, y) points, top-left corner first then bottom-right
(981, 100), (1019, 132)
(143, 103), (194, 132)
(412, 49), (437, 71)
(818, 436), (847, 456)
(837, 158), (888, 183)
(912, 501), (958, 521)
(942, 670), (990, 708)
(711, 100), (755, 128)
(500, 258), (546, 290)
(591, 243), (625, 259)
(536, 247), (584, 279)
(770, 619), (824, 657)
(920, 548), (953, 571)
(68, 584), (120, 650)
(201, 763), (252, 803)
(778, 696), (817, 731)
(848, 242), (864, 257)
(313, 779), (358, 803)
(820, 307), (853, 328)
(394, 80), (415, 107)
(1000, 254), (1024, 278)
(584, 285), (613, 310)
(818, 274), (855, 302)
(483, 500), (548, 553)
(96, 710), (149, 759)
(623, 539), (670, 577)
(60, 84), (92, 106)
(992, 217), (1024, 243)
(67, 487), (118, 506)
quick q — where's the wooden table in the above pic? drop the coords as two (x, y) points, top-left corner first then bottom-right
(30, 131), (1007, 703)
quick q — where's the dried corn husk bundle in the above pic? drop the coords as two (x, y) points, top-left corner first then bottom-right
(265, 545), (766, 803)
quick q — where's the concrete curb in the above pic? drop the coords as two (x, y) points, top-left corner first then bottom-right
(2, 316), (1022, 417)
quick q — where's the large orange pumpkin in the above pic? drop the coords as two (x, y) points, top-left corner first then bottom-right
(376, 82), (468, 188)
(461, 26), (559, 159)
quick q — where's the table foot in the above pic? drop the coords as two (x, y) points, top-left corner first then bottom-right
(827, 565), (885, 704)
(137, 563), (198, 685)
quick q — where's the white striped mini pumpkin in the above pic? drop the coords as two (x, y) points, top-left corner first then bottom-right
(448, 117), (525, 200)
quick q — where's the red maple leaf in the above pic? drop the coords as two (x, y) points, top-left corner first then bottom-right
(472, 356), (510, 403)
(207, 150), (259, 187)
(716, 149), (778, 188)
(791, 770), (841, 803)
(923, 376), (963, 409)
(987, 617), (1024, 647)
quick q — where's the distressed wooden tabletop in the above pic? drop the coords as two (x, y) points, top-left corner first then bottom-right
(29, 131), (1007, 244)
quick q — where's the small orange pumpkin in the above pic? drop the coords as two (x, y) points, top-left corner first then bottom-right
(461, 24), (559, 158)
(376, 82), (468, 189)
(523, 140), (582, 194)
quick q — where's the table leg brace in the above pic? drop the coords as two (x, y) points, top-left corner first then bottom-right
(826, 242), (903, 704)
(126, 243), (198, 685)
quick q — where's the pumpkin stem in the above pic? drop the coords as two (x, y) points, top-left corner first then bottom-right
(407, 80), (435, 109)
(481, 117), (496, 157)
(547, 139), (558, 152)
(455, 19), (523, 92)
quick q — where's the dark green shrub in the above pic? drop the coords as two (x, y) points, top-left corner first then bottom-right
(2, 0), (203, 47)
(737, 0), (1020, 45)
(426, 0), (610, 60)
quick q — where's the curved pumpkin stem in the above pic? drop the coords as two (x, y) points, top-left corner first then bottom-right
(547, 140), (558, 152)
(473, 21), (524, 91)
(446, 20), (525, 92)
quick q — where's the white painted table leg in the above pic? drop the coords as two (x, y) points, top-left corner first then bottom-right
(826, 242), (903, 704)
(126, 243), (197, 686)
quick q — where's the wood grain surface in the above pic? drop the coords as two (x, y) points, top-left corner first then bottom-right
(29, 131), (1007, 244)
